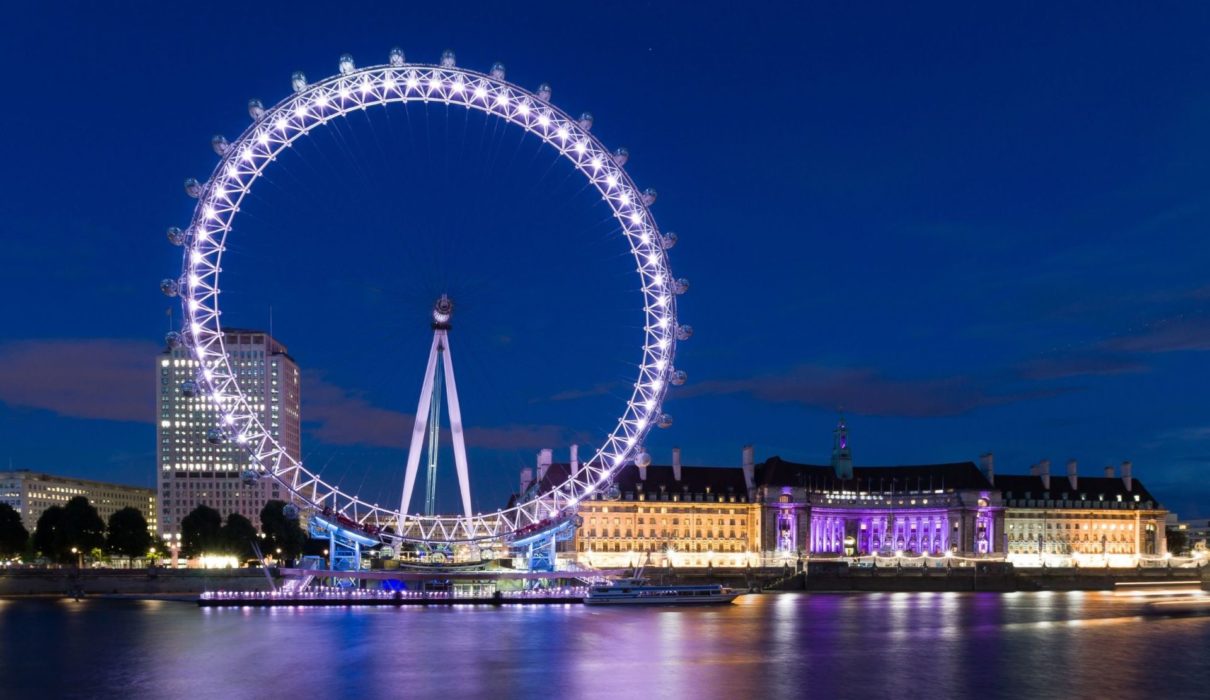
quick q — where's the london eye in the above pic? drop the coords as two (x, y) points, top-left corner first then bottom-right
(161, 48), (690, 550)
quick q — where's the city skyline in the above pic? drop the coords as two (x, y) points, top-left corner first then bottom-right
(2, 3), (1210, 519)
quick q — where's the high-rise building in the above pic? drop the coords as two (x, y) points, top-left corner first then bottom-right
(156, 329), (300, 536)
(0, 470), (156, 535)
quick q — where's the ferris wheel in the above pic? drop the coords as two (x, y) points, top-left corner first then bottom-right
(161, 48), (691, 545)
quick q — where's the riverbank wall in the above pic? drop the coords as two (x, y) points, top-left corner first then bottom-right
(4, 563), (1207, 597)
(789, 562), (1209, 592)
(0, 568), (275, 597)
(642, 562), (1210, 593)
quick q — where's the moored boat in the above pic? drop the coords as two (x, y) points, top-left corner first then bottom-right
(584, 577), (741, 606)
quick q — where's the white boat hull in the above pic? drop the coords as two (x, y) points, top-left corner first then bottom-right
(584, 592), (741, 606)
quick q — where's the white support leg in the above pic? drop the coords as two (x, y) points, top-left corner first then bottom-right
(400, 332), (443, 515)
(440, 332), (474, 520)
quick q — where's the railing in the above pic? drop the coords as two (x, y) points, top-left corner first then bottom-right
(199, 585), (589, 603)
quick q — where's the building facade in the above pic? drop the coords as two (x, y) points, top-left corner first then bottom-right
(996, 459), (1168, 565)
(513, 421), (1170, 569)
(756, 422), (1004, 560)
(156, 329), (300, 535)
(753, 421), (1168, 567)
(515, 447), (763, 568)
(0, 470), (156, 534)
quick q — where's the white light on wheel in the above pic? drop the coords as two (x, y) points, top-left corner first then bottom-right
(172, 58), (681, 546)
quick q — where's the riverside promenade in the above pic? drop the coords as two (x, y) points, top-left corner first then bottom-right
(0, 567), (270, 597)
(2, 563), (1207, 599)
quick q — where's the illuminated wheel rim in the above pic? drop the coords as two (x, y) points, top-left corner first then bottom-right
(175, 53), (683, 543)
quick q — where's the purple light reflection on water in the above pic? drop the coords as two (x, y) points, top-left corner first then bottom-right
(0, 592), (1207, 699)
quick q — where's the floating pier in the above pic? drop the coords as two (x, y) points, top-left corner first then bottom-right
(199, 586), (589, 608)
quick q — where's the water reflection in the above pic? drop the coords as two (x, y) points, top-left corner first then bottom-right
(0, 593), (1207, 699)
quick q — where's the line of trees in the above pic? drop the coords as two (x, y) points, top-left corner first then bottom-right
(0, 497), (154, 564)
(178, 500), (307, 564)
(0, 497), (309, 566)
(0, 502), (29, 559)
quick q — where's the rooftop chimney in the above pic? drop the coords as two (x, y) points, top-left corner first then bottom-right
(520, 467), (534, 495)
(1039, 459), (1051, 491)
(1104, 465), (1115, 478)
(537, 448), (552, 483)
(638, 448), (648, 481)
(1029, 463), (1040, 476)
(1066, 459), (1078, 491)
(569, 444), (580, 478)
(742, 445), (756, 492)
(1121, 460), (1133, 492)
(979, 452), (995, 485)
(672, 447), (682, 481)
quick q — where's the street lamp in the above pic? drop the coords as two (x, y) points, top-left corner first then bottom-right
(162, 532), (182, 568)
(70, 547), (82, 569)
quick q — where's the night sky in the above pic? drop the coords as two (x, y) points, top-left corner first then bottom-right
(2, 3), (1209, 517)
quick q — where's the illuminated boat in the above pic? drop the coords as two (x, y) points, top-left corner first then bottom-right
(584, 578), (741, 606)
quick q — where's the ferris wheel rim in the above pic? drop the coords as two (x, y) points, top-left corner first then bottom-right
(175, 56), (683, 544)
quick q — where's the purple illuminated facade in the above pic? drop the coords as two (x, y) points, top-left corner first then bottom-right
(760, 476), (1004, 557)
(806, 498), (1000, 556)
(757, 421), (1005, 558)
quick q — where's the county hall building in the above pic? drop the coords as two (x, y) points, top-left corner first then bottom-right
(523, 418), (1168, 568)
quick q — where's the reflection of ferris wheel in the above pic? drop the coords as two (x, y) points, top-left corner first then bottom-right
(161, 48), (691, 545)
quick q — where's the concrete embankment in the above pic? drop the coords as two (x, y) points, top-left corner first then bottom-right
(0, 567), (275, 598)
(5, 563), (1206, 599)
(641, 563), (1210, 593)
(784, 563), (1209, 592)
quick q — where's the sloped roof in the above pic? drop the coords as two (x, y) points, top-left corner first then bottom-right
(758, 456), (993, 492)
(994, 473), (1158, 505)
(508, 462), (749, 507)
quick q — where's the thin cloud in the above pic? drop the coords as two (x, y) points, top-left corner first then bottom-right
(302, 371), (583, 451)
(302, 374), (414, 448)
(1017, 354), (1148, 381)
(1158, 426), (1210, 443)
(540, 382), (617, 403)
(0, 340), (579, 457)
(466, 424), (592, 450)
(681, 365), (1072, 418)
(0, 338), (159, 423)
(1103, 316), (1210, 354)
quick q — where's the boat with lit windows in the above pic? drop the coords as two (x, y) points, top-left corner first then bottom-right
(584, 577), (741, 606)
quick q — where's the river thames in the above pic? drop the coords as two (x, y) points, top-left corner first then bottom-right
(1, 591), (1207, 699)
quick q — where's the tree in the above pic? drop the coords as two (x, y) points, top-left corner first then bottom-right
(180, 504), (223, 557)
(260, 500), (306, 563)
(0, 503), (29, 557)
(220, 513), (258, 560)
(33, 505), (64, 561)
(32, 498), (105, 564)
(1167, 528), (1189, 556)
(106, 507), (153, 559)
(61, 496), (106, 559)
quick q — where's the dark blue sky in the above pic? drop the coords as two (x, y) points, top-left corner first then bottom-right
(2, 2), (1209, 516)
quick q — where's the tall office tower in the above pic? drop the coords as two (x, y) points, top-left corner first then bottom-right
(156, 329), (301, 537)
